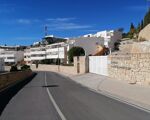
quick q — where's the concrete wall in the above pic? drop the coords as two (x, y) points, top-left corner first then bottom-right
(0, 71), (33, 90)
(31, 56), (89, 75)
(31, 64), (76, 75)
(108, 53), (150, 86)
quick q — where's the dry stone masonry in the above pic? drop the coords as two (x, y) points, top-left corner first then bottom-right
(109, 53), (150, 86)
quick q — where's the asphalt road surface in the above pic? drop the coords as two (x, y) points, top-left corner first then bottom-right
(1, 72), (150, 120)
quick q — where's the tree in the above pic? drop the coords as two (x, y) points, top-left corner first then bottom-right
(141, 20), (144, 30)
(137, 23), (141, 33)
(127, 23), (136, 39)
(130, 23), (135, 34)
(68, 47), (85, 63)
(117, 28), (124, 32)
(144, 9), (150, 27)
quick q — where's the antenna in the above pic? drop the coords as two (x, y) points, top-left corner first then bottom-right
(45, 25), (48, 37)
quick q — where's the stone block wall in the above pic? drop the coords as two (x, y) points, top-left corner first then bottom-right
(109, 53), (150, 86)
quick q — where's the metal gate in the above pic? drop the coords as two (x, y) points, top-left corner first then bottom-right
(89, 56), (108, 76)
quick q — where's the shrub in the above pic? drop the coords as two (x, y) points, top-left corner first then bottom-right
(10, 65), (18, 72)
(68, 47), (85, 63)
(21, 65), (31, 71)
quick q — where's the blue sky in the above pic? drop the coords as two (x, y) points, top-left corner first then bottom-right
(0, 0), (149, 45)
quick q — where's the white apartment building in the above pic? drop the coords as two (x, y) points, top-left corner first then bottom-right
(24, 43), (69, 64)
(83, 30), (122, 50)
(46, 42), (67, 59)
(24, 38), (104, 64)
(0, 46), (24, 65)
(24, 49), (31, 65)
(24, 30), (122, 64)
(24, 47), (46, 64)
(30, 47), (46, 61)
(0, 58), (5, 71)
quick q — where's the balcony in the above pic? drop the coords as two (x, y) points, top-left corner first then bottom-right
(30, 51), (46, 55)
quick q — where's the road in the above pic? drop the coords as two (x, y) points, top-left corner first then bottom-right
(0, 72), (150, 120)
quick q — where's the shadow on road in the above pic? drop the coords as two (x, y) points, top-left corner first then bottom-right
(42, 85), (59, 88)
(0, 73), (37, 116)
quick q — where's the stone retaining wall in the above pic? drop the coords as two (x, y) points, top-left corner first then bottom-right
(109, 53), (150, 85)
(0, 71), (33, 90)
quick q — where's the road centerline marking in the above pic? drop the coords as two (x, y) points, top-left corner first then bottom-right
(44, 72), (67, 120)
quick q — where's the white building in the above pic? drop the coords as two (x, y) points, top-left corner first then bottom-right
(24, 30), (122, 64)
(24, 43), (68, 64)
(30, 47), (46, 61)
(0, 46), (24, 65)
(46, 42), (67, 60)
(83, 30), (122, 49)
(24, 49), (31, 65)
(68, 37), (104, 56)
(0, 58), (5, 71)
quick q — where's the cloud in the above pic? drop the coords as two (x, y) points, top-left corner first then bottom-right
(46, 17), (92, 30)
(16, 19), (41, 24)
(48, 22), (92, 30)
(17, 19), (31, 24)
(46, 17), (76, 22)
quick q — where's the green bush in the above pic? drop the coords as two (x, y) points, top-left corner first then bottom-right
(10, 65), (18, 72)
(21, 65), (31, 71)
(68, 47), (85, 63)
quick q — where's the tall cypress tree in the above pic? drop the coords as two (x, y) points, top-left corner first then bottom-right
(137, 23), (141, 33)
(141, 20), (144, 30)
(130, 23), (135, 34)
(144, 8), (150, 27)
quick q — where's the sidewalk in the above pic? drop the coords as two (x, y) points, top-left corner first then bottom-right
(69, 73), (150, 112)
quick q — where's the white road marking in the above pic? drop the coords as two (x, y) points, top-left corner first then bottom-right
(44, 72), (67, 120)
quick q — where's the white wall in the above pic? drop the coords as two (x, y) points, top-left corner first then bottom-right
(72, 37), (104, 55)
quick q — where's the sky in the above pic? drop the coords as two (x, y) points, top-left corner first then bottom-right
(0, 0), (149, 45)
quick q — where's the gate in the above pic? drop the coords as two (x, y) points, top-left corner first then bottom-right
(89, 56), (108, 76)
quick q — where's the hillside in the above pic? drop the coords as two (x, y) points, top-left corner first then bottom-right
(138, 24), (150, 41)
